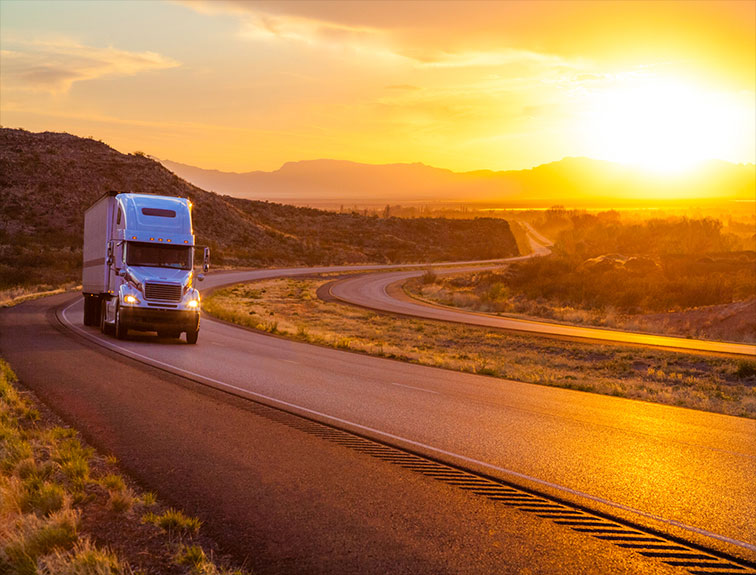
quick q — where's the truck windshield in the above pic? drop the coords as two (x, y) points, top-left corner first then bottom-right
(125, 242), (193, 270)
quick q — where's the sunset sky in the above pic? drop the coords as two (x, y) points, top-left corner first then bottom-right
(1, 0), (754, 173)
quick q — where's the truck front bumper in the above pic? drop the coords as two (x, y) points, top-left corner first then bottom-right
(120, 307), (199, 333)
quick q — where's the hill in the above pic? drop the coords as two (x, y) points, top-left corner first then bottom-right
(0, 128), (519, 289)
(161, 156), (756, 207)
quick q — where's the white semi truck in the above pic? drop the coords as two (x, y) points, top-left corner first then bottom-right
(82, 191), (209, 344)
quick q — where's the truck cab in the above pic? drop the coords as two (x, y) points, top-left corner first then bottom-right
(82, 192), (209, 344)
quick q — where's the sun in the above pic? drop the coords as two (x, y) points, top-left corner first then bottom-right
(582, 77), (746, 174)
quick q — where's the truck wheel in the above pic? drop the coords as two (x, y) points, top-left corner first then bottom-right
(99, 300), (109, 335)
(186, 328), (199, 345)
(115, 304), (128, 340)
(83, 296), (97, 326)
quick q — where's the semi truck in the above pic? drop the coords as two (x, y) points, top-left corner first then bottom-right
(82, 191), (209, 344)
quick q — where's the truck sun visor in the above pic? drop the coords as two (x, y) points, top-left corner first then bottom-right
(141, 207), (176, 218)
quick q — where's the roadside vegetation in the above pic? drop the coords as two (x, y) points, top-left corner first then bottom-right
(204, 278), (756, 419)
(0, 283), (80, 309)
(0, 358), (248, 575)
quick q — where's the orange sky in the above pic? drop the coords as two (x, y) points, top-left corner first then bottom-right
(1, 0), (754, 173)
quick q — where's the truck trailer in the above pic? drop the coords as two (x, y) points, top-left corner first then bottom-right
(82, 191), (209, 344)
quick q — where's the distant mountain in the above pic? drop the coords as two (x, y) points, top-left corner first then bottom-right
(160, 158), (466, 204)
(0, 128), (518, 289)
(161, 156), (756, 206)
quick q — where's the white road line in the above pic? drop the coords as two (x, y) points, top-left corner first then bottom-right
(391, 382), (439, 394)
(59, 298), (756, 553)
(283, 360), (300, 365)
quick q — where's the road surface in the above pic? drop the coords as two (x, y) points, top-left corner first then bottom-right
(1, 268), (752, 565)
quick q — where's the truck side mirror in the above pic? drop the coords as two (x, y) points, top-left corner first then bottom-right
(203, 247), (210, 273)
(106, 241), (114, 267)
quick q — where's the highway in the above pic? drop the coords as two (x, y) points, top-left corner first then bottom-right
(1, 261), (753, 572)
(1, 225), (754, 571)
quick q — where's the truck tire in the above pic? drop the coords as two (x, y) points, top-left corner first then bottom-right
(186, 328), (199, 345)
(115, 303), (128, 340)
(99, 299), (110, 335)
(83, 296), (98, 326)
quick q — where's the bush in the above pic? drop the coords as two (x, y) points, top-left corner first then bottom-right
(735, 360), (756, 379)
(421, 269), (437, 284)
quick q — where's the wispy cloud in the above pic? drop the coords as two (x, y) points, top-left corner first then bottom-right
(177, 0), (388, 50)
(0, 40), (180, 94)
(176, 0), (574, 70)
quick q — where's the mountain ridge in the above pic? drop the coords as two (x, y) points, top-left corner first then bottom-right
(161, 156), (756, 206)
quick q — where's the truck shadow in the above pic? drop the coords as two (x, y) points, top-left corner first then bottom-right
(124, 332), (190, 345)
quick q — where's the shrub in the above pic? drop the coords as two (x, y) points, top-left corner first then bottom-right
(735, 360), (756, 379)
(421, 269), (437, 284)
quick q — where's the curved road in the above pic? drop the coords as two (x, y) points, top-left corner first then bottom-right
(326, 225), (755, 356)
(47, 265), (756, 561)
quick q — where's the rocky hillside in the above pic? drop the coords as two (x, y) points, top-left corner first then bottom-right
(0, 128), (518, 289)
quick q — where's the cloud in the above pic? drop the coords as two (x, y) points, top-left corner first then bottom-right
(177, 0), (387, 49)
(175, 0), (754, 91)
(0, 41), (180, 94)
(175, 0), (591, 88)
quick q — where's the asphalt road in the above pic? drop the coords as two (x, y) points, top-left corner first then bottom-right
(22, 271), (756, 561)
(0, 294), (697, 575)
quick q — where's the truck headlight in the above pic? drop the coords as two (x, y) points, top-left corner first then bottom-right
(187, 299), (199, 308)
(123, 294), (140, 305)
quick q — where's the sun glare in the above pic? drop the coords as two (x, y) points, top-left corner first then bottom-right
(583, 78), (747, 174)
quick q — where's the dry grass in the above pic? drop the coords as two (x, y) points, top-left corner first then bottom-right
(0, 283), (80, 308)
(205, 277), (756, 418)
(0, 358), (249, 575)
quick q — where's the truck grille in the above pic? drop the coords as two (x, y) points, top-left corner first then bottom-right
(144, 282), (182, 302)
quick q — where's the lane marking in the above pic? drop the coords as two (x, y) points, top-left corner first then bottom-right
(283, 360), (300, 365)
(59, 298), (756, 553)
(391, 382), (439, 394)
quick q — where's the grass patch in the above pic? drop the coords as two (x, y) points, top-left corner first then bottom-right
(175, 543), (246, 575)
(0, 283), (79, 308)
(2, 509), (80, 575)
(37, 539), (130, 575)
(205, 277), (756, 418)
(143, 509), (202, 535)
(0, 358), (248, 574)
